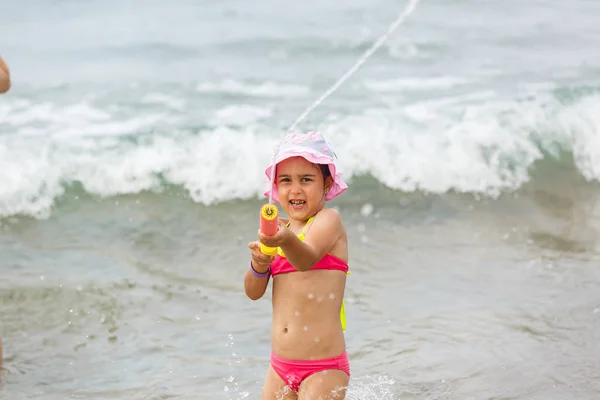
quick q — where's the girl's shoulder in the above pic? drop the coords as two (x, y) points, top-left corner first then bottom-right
(309, 207), (346, 235)
(316, 207), (342, 219)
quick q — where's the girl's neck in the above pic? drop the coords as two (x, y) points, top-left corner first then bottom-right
(288, 207), (324, 230)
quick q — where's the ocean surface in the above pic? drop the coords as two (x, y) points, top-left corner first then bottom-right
(1, 0), (600, 398)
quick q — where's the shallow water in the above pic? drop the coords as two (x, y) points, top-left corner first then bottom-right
(2, 179), (600, 399)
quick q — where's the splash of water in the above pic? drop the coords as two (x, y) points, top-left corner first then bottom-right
(346, 374), (397, 400)
(223, 333), (250, 400)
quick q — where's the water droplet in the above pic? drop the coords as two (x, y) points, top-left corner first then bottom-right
(317, 296), (324, 302)
(226, 376), (235, 382)
(314, 337), (320, 343)
(329, 293), (335, 300)
(360, 203), (374, 217)
(307, 292), (314, 299)
(195, 316), (200, 320)
(294, 311), (300, 317)
(40, 275), (45, 280)
(303, 326), (308, 331)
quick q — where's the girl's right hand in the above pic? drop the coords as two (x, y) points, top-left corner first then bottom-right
(248, 241), (275, 272)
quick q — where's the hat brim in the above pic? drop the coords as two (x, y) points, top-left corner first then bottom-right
(263, 150), (348, 203)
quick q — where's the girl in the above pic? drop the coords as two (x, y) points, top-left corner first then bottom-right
(244, 131), (350, 400)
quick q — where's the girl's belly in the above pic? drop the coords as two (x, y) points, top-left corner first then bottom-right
(270, 316), (346, 359)
(270, 270), (347, 359)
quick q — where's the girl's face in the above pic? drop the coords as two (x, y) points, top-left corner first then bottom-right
(275, 157), (332, 222)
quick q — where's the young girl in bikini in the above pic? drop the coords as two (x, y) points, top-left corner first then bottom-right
(244, 131), (350, 399)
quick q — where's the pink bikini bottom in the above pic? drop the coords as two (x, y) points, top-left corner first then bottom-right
(270, 351), (350, 392)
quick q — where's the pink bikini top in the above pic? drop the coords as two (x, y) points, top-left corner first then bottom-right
(271, 252), (349, 275)
(270, 216), (349, 276)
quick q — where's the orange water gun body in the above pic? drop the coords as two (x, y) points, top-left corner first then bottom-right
(260, 204), (279, 256)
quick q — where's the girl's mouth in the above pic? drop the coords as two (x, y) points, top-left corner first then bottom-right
(289, 200), (306, 209)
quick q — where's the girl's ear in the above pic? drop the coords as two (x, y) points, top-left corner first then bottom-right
(324, 176), (333, 195)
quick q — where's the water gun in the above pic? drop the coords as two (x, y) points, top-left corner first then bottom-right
(260, 204), (279, 256)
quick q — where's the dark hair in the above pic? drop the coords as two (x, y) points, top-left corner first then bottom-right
(318, 164), (331, 180)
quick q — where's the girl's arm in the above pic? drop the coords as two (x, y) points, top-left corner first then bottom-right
(279, 208), (345, 272)
(0, 57), (10, 93)
(244, 264), (270, 300)
(244, 241), (273, 300)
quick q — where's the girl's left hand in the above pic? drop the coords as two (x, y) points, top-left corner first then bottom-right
(258, 218), (291, 248)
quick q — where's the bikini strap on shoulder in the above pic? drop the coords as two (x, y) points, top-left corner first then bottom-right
(301, 215), (316, 236)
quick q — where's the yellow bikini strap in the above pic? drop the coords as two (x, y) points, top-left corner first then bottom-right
(278, 216), (316, 257)
(298, 215), (316, 240)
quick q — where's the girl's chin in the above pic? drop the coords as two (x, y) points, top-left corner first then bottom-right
(285, 206), (317, 220)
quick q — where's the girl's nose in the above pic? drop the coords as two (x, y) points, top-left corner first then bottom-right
(290, 181), (302, 194)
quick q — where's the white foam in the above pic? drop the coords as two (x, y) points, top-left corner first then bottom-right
(210, 104), (273, 126)
(364, 76), (471, 92)
(556, 95), (600, 181)
(196, 79), (310, 98)
(1, 88), (600, 218)
(322, 91), (600, 197)
(140, 93), (187, 111)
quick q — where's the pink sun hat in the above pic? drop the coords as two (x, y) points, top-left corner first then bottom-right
(264, 131), (348, 203)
